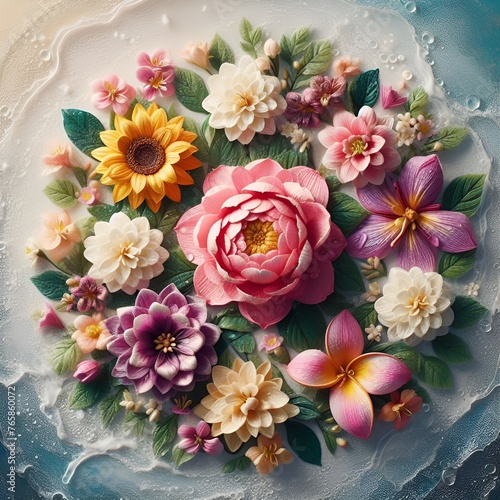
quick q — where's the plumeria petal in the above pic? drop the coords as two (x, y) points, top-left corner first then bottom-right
(287, 349), (340, 388)
(325, 310), (364, 368)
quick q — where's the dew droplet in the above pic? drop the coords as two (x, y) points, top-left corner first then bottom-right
(479, 319), (492, 333)
(404, 1), (417, 13)
(426, 56), (435, 66)
(59, 83), (70, 94)
(39, 49), (51, 61)
(25, 31), (37, 42)
(442, 467), (457, 486)
(0, 105), (10, 116)
(369, 40), (378, 49)
(402, 69), (413, 80)
(398, 54), (405, 61)
(186, 253), (194, 262)
(0, 242), (6, 251)
(494, 262), (500, 270)
(466, 95), (480, 111)
(422, 403), (430, 412)
(421, 31), (435, 44)
(333, 49), (340, 56)
(379, 52), (388, 63)
(389, 53), (398, 63)
(435, 78), (444, 87)
(485, 464), (497, 475)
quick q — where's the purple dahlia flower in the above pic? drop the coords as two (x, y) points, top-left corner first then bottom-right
(106, 284), (221, 402)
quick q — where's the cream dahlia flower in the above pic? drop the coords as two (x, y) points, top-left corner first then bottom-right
(375, 267), (455, 346)
(194, 359), (299, 452)
(202, 55), (286, 144)
(83, 212), (169, 294)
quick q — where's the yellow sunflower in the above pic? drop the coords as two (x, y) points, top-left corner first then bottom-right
(93, 103), (202, 212)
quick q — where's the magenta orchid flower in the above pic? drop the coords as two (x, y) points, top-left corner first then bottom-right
(177, 421), (223, 455)
(381, 85), (407, 109)
(347, 154), (477, 271)
(287, 310), (411, 440)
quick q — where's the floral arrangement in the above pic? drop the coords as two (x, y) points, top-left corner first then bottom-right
(28, 19), (488, 474)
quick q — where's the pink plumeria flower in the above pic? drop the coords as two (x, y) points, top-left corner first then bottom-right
(136, 48), (172, 70)
(287, 310), (411, 440)
(136, 67), (176, 101)
(38, 210), (81, 261)
(177, 421), (223, 455)
(259, 333), (284, 353)
(91, 74), (136, 116)
(182, 42), (211, 70)
(347, 154), (477, 271)
(42, 144), (74, 175)
(78, 181), (101, 206)
(38, 303), (65, 332)
(381, 85), (408, 109)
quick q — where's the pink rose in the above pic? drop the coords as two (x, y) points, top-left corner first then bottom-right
(175, 158), (346, 329)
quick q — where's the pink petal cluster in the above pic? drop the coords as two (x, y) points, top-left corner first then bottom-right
(38, 303), (65, 331)
(175, 158), (346, 329)
(91, 74), (136, 116)
(68, 275), (109, 312)
(73, 360), (101, 383)
(177, 421), (223, 455)
(347, 155), (477, 271)
(72, 313), (111, 354)
(78, 181), (101, 206)
(38, 210), (81, 261)
(42, 144), (74, 175)
(136, 49), (175, 101)
(318, 106), (401, 187)
(284, 91), (324, 128)
(333, 56), (362, 78)
(287, 310), (411, 439)
(379, 389), (423, 430)
(381, 85), (408, 109)
(182, 42), (211, 70)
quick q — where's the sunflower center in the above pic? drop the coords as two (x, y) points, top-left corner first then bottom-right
(154, 332), (177, 354)
(350, 138), (367, 156)
(243, 220), (280, 255)
(126, 136), (166, 175)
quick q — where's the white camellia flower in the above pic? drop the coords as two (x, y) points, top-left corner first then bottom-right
(83, 212), (169, 294)
(202, 55), (286, 144)
(375, 267), (455, 346)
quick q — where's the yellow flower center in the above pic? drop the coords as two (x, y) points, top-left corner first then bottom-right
(104, 81), (118, 98)
(350, 138), (367, 156)
(243, 220), (280, 255)
(154, 333), (177, 354)
(391, 402), (413, 419)
(390, 207), (419, 248)
(126, 136), (166, 175)
(262, 444), (280, 466)
(85, 324), (102, 339)
(408, 295), (430, 316)
(236, 92), (254, 109)
(150, 72), (165, 89)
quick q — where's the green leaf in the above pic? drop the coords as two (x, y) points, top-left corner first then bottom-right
(278, 303), (326, 352)
(87, 203), (121, 222)
(317, 291), (351, 316)
(99, 388), (125, 428)
(106, 290), (137, 309)
(73, 166), (87, 188)
(420, 127), (468, 154)
(301, 39), (332, 76)
(289, 394), (321, 420)
(156, 205), (182, 234)
(124, 412), (148, 437)
(351, 302), (377, 330)
(320, 426), (337, 456)
(175, 68), (209, 114)
(70, 378), (110, 410)
(209, 33), (235, 71)
(280, 26), (311, 66)
(441, 174), (486, 216)
(153, 414), (179, 457)
(451, 295), (488, 328)
(62, 109), (105, 157)
(438, 249), (476, 279)
(333, 251), (365, 292)
(216, 308), (253, 333)
(432, 333), (472, 364)
(75, 216), (97, 239)
(285, 420), (322, 466)
(31, 270), (69, 300)
(239, 18), (262, 58)
(43, 179), (79, 208)
(320, 165), (341, 192)
(56, 242), (91, 277)
(172, 446), (196, 468)
(349, 69), (380, 114)
(50, 338), (80, 375)
(223, 331), (256, 354)
(209, 129), (249, 167)
(418, 355), (453, 389)
(407, 87), (429, 117)
(327, 191), (368, 235)
(223, 456), (252, 473)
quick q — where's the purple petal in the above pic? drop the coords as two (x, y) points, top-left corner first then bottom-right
(126, 363), (150, 380)
(134, 371), (156, 394)
(397, 228), (438, 271)
(148, 303), (172, 332)
(173, 370), (194, 387)
(176, 353), (198, 372)
(130, 341), (156, 367)
(152, 375), (173, 395)
(135, 288), (159, 309)
(155, 355), (179, 379)
(163, 289), (188, 311)
(133, 314), (158, 342)
(325, 310), (364, 368)
(203, 437), (224, 455)
(105, 315), (121, 336)
(356, 174), (402, 215)
(199, 323), (221, 346)
(287, 349), (339, 388)
(178, 424), (197, 440)
(194, 352), (213, 377)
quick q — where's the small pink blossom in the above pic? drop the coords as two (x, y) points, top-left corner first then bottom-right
(379, 389), (423, 430)
(42, 144), (74, 175)
(415, 114), (435, 141)
(136, 67), (176, 101)
(38, 303), (65, 331)
(68, 275), (109, 312)
(334, 56), (362, 78)
(78, 181), (101, 206)
(38, 210), (81, 262)
(136, 49), (172, 70)
(72, 313), (111, 354)
(284, 91), (323, 128)
(304, 75), (346, 107)
(73, 360), (101, 383)
(381, 85), (408, 109)
(177, 421), (223, 455)
(182, 42), (211, 70)
(91, 74), (136, 116)
(259, 333), (284, 352)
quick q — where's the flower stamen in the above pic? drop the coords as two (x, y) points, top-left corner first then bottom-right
(243, 220), (280, 255)
(390, 207), (419, 248)
(154, 332), (177, 353)
(350, 138), (367, 156)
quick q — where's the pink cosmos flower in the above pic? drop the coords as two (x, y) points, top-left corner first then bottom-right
(136, 48), (173, 70)
(347, 155), (477, 271)
(42, 144), (74, 175)
(259, 333), (284, 352)
(318, 106), (401, 187)
(136, 67), (176, 101)
(78, 181), (101, 206)
(73, 360), (101, 383)
(177, 421), (223, 455)
(38, 303), (65, 331)
(38, 210), (81, 261)
(72, 313), (111, 354)
(175, 158), (346, 329)
(182, 42), (211, 70)
(284, 91), (323, 128)
(333, 56), (362, 78)
(378, 389), (423, 430)
(287, 310), (411, 439)
(90, 74), (136, 116)
(381, 85), (408, 109)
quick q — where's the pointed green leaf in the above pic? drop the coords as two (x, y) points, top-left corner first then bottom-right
(327, 191), (368, 235)
(175, 68), (209, 114)
(99, 387), (126, 428)
(288, 394), (321, 420)
(420, 127), (468, 154)
(56, 242), (91, 277)
(153, 414), (179, 457)
(280, 26), (311, 66)
(106, 290), (137, 309)
(87, 203), (121, 222)
(349, 69), (380, 114)
(73, 166), (88, 188)
(216, 309), (254, 333)
(320, 426), (338, 456)
(209, 33), (235, 71)
(172, 446), (196, 468)
(333, 251), (365, 292)
(209, 129), (249, 167)
(124, 412), (148, 437)
(317, 291), (351, 316)
(451, 295), (488, 328)
(441, 174), (486, 216)
(222, 331), (256, 354)
(43, 179), (79, 208)
(50, 338), (80, 375)
(351, 302), (377, 330)
(418, 355), (453, 389)
(31, 270), (70, 300)
(407, 87), (429, 117)
(223, 456), (252, 473)
(438, 249), (476, 279)
(62, 109), (105, 157)
(70, 378), (110, 410)
(320, 165), (341, 192)
(301, 39), (333, 76)
(239, 18), (262, 58)
(285, 420), (322, 466)
(432, 333), (472, 364)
